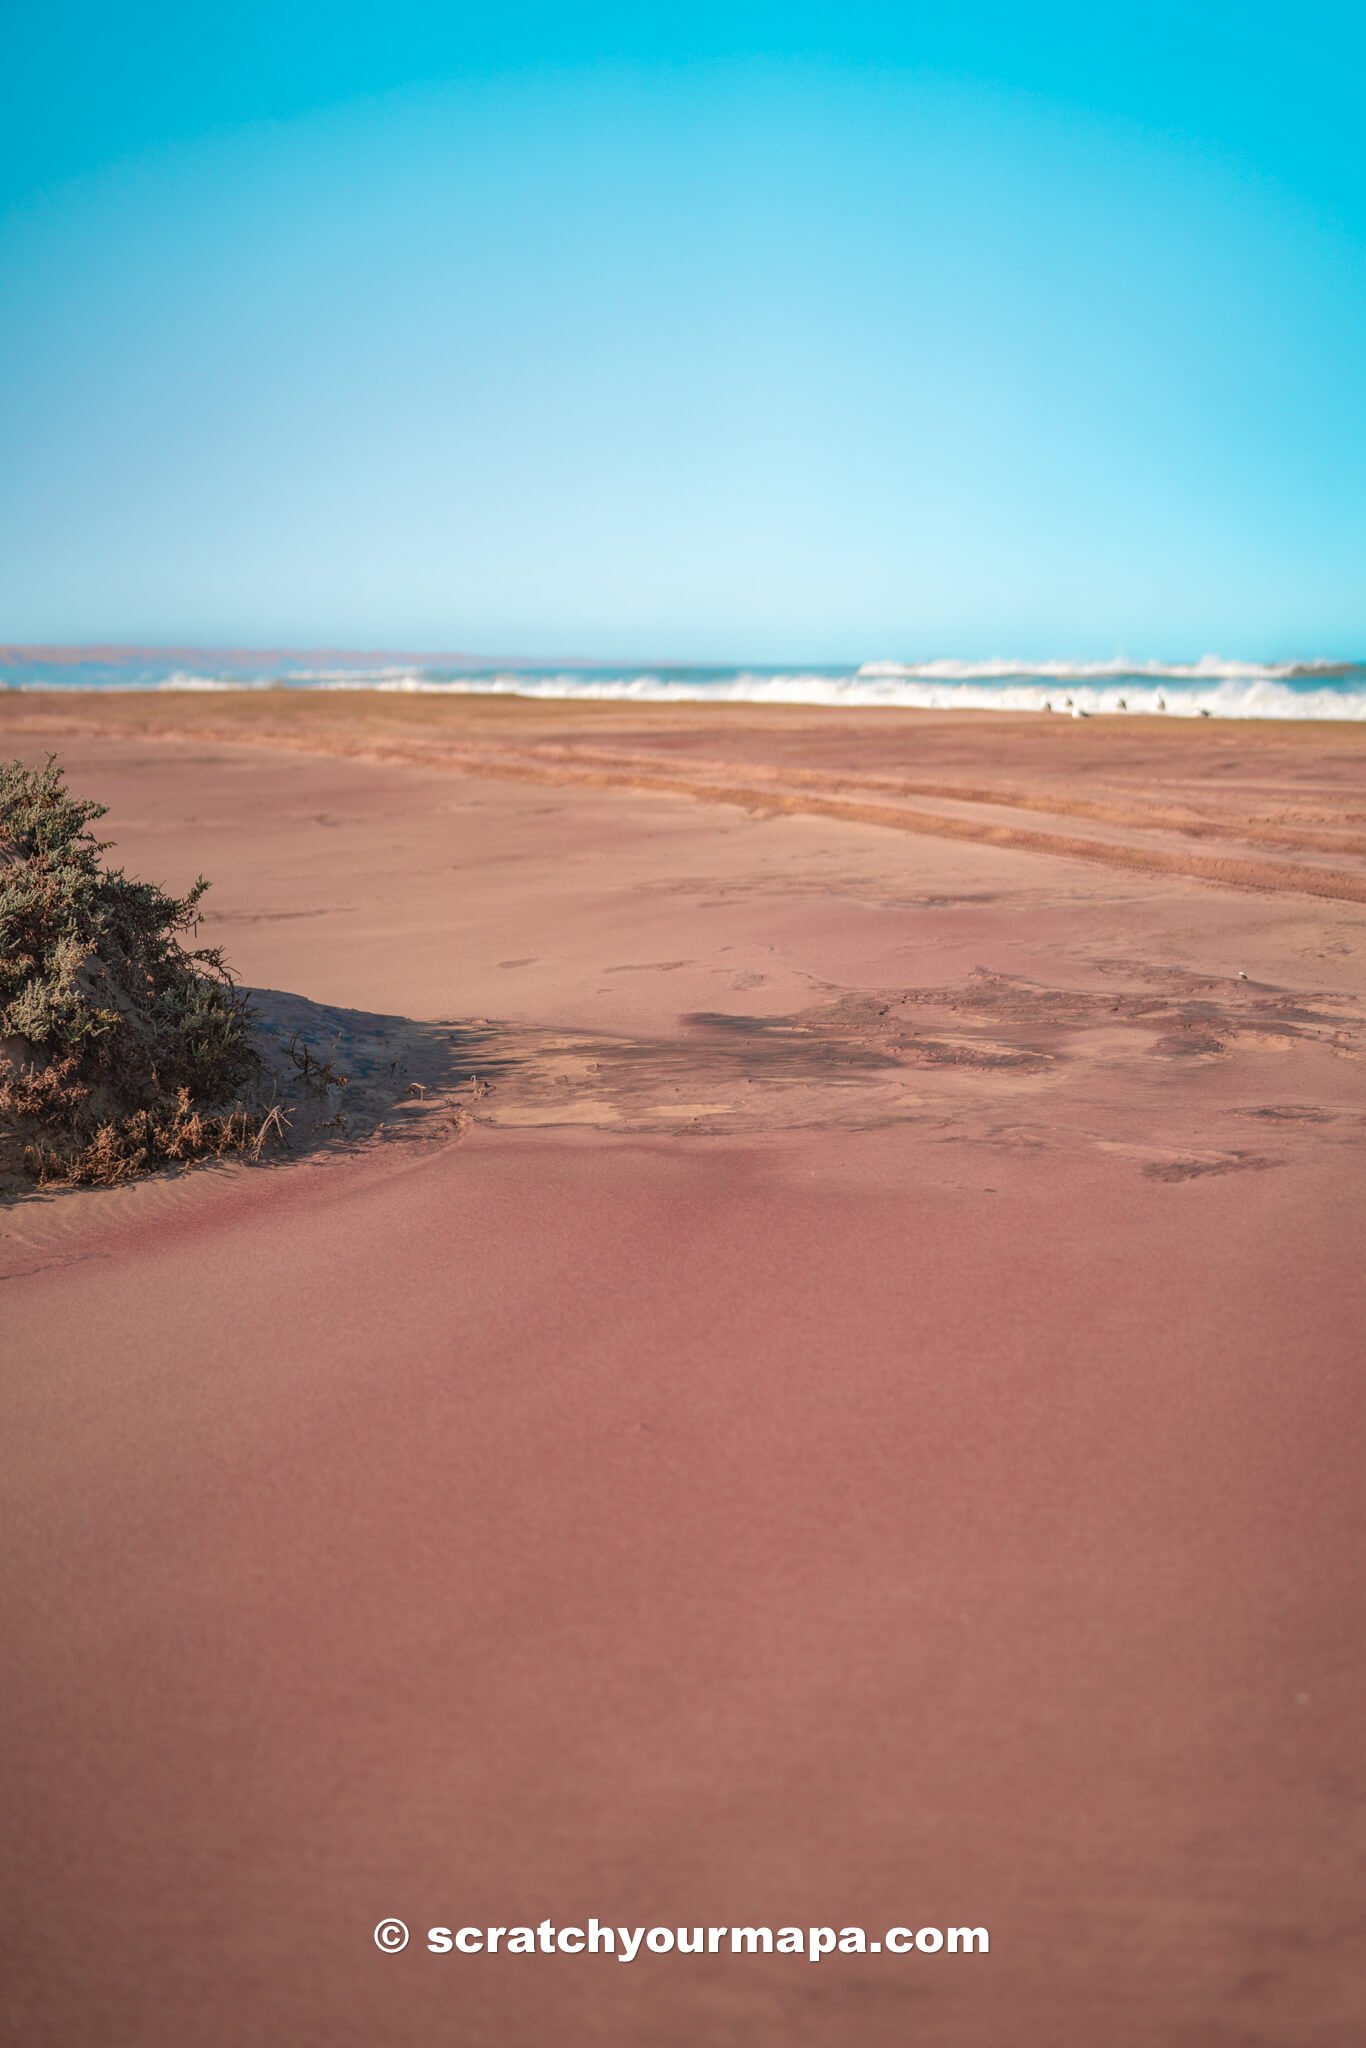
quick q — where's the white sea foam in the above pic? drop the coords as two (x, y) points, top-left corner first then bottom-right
(347, 668), (1366, 719)
(279, 666), (430, 683)
(12, 655), (1364, 718)
(853, 654), (1337, 682)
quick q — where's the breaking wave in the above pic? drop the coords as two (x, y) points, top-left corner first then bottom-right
(854, 655), (1344, 682)
(5, 652), (1364, 718)
(318, 663), (1366, 719)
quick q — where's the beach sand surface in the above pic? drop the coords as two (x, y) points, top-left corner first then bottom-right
(2, 696), (1364, 2046)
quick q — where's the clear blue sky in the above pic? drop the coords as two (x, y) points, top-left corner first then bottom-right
(2, 3), (1363, 659)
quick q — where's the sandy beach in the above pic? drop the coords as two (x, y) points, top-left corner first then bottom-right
(3, 692), (1364, 2046)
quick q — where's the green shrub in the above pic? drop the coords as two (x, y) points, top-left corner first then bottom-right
(0, 756), (267, 1185)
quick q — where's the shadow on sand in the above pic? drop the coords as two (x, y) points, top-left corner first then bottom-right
(247, 988), (518, 1158)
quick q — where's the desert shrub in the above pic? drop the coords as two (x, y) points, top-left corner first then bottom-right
(0, 756), (270, 1186)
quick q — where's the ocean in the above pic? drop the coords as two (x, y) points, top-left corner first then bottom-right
(4, 651), (1365, 720)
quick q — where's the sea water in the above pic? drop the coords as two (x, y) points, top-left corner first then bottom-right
(3, 651), (1364, 720)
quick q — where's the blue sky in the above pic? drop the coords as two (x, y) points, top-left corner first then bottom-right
(2, 3), (1363, 659)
